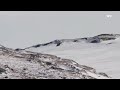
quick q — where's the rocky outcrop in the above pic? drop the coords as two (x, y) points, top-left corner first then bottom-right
(23, 34), (120, 50)
(96, 34), (120, 41)
(0, 46), (110, 79)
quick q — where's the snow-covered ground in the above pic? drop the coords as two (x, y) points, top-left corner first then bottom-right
(0, 47), (109, 79)
(25, 35), (120, 79)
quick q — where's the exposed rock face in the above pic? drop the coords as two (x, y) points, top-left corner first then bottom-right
(87, 36), (101, 43)
(96, 34), (120, 41)
(0, 46), (110, 79)
(0, 67), (6, 74)
(23, 34), (120, 50)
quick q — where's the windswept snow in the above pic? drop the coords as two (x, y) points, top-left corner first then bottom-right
(0, 34), (119, 79)
(24, 34), (120, 78)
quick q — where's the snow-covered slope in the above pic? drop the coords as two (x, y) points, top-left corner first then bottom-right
(24, 34), (120, 79)
(0, 45), (109, 79)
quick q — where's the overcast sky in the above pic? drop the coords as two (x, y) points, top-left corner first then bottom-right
(0, 11), (120, 48)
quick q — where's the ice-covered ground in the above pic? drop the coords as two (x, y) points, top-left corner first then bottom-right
(25, 36), (120, 79)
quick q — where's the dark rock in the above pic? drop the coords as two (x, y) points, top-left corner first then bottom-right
(46, 62), (52, 65)
(0, 68), (6, 74)
(54, 40), (61, 46)
(91, 40), (99, 43)
(87, 36), (101, 43)
(33, 44), (41, 48)
(73, 40), (78, 42)
(15, 48), (24, 51)
(99, 72), (109, 77)
(4, 76), (8, 78)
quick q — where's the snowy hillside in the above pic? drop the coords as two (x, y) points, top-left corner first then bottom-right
(0, 45), (109, 79)
(23, 34), (120, 79)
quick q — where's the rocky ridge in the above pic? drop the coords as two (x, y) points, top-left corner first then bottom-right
(0, 45), (110, 79)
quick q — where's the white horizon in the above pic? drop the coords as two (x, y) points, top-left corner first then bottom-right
(0, 11), (120, 48)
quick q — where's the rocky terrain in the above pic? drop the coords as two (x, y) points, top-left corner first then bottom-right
(14, 34), (120, 79)
(1, 34), (119, 79)
(0, 45), (110, 79)
(23, 34), (120, 50)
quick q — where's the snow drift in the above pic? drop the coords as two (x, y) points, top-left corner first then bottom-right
(23, 34), (120, 79)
